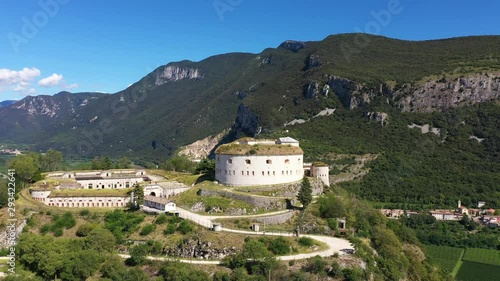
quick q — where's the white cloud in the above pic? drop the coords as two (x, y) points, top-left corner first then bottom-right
(38, 73), (64, 87)
(27, 88), (36, 95)
(0, 67), (40, 92)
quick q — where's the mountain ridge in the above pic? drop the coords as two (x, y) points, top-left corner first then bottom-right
(1, 33), (499, 160)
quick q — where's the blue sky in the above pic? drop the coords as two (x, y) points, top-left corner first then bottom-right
(0, 0), (498, 101)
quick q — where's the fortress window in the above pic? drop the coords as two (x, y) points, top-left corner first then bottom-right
(252, 171), (255, 176)
(242, 171), (244, 176)
(266, 159), (272, 164)
(273, 171), (275, 176)
(267, 171), (270, 176)
(247, 171), (249, 176)
(262, 171), (265, 176)
(246, 159), (251, 164)
(285, 159), (290, 164)
(228, 159), (232, 164)
(233, 170), (235, 175)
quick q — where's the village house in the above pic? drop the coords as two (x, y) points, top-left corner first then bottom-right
(144, 196), (177, 213)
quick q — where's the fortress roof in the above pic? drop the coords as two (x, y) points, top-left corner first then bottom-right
(215, 143), (303, 156)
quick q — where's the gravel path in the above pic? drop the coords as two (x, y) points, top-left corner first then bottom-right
(136, 206), (355, 264)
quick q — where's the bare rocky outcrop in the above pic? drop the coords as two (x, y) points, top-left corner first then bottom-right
(396, 73), (500, 112)
(304, 81), (321, 99)
(154, 65), (204, 86)
(163, 238), (237, 260)
(326, 73), (500, 112)
(304, 54), (322, 70)
(178, 132), (225, 160)
(279, 40), (305, 52)
(257, 55), (272, 66)
(366, 112), (388, 126)
(13, 95), (61, 118)
(229, 104), (261, 138)
(327, 75), (388, 109)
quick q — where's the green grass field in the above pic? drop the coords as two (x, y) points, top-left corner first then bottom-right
(456, 261), (500, 281)
(463, 248), (500, 266)
(425, 245), (464, 273)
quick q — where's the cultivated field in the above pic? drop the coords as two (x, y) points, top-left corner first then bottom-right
(456, 261), (500, 281)
(425, 245), (464, 273)
(425, 245), (500, 280)
(462, 248), (500, 266)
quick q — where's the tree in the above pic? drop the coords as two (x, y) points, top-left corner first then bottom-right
(91, 156), (112, 170)
(85, 227), (116, 252)
(195, 158), (215, 179)
(128, 244), (148, 266)
(242, 239), (271, 261)
(318, 193), (347, 218)
(162, 155), (195, 172)
(40, 149), (63, 172)
(131, 183), (144, 208)
(297, 177), (313, 209)
(116, 157), (131, 169)
(159, 261), (209, 281)
(8, 154), (41, 188)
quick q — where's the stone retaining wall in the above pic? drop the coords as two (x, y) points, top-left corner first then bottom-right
(198, 189), (286, 210)
(255, 210), (298, 225)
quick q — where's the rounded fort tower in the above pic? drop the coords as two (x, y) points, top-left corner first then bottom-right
(311, 162), (330, 187)
(215, 137), (304, 186)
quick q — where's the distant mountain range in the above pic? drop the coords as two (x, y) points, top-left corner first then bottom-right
(0, 34), (498, 159)
(0, 100), (17, 107)
(1, 33), (499, 206)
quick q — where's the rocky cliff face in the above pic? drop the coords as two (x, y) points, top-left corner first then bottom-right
(326, 73), (500, 112)
(178, 132), (225, 160)
(279, 40), (305, 52)
(228, 104), (261, 138)
(395, 73), (500, 112)
(154, 65), (204, 86)
(327, 75), (380, 109)
(12, 96), (60, 118)
(9, 92), (101, 118)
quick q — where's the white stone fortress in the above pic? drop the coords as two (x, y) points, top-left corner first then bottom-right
(215, 137), (329, 186)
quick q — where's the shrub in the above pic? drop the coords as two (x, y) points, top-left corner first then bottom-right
(177, 220), (193, 234)
(76, 223), (96, 237)
(40, 224), (50, 234)
(298, 237), (314, 247)
(154, 214), (168, 224)
(303, 255), (327, 274)
(139, 224), (156, 236)
(79, 209), (90, 216)
(53, 228), (63, 237)
(164, 223), (176, 235)
(268, 237), (291, 255)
